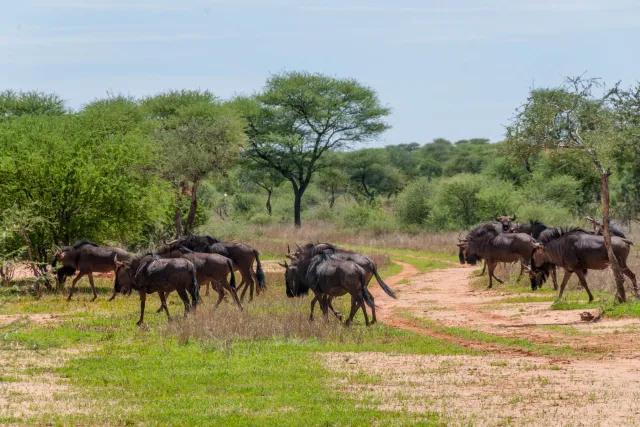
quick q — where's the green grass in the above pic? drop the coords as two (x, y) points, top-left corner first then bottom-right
(494, 295), (558, 304)
(393, 256), (450, 272)
(401, 313), (588, 358)
(0, 277), (469, 425)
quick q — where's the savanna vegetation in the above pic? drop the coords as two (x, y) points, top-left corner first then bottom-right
(2, 72), (640, 425)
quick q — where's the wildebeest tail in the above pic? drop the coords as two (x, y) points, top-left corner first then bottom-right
(191, 266), (201, 306)
(458, 247), (465, 264)
(362, 275), (376, 309)
(373, 265), (397, 299)
(227, 259), (237, 289)
(254, 249), (266, 290)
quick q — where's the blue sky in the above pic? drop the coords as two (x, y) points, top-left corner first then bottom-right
(2, 0), (639, 146)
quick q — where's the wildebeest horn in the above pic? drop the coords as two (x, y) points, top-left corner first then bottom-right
(585, 216), (601, 226)
(164, 238), (178, 245)
(54, 244), (61, 252)
(278, 261), (288, 268)
(295, 243), (302, 252)
(287, 244), (290, 254)
(114, 254), (118, 263)
(456, 243), (467, 247)
(511, 214), (517, 221)
(286, 254), (298, 261)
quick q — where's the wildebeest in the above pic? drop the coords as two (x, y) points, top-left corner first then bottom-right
(510, 220), (549, 240)
(496, 214), (517, 232)
(164, 236), (266, 301)
(458, 228), (536, 289)
(510, 220), (558, 290)
(52, 240), (131, 301)
(157, 252), (242, 312)
(283, 253), (374, 326)
(457, 222), (503, 274)
(585, 216), (627, 238)
(114, 254), (200, 325)
(529, 228), (638, 302)
(291, 243), (397, 323)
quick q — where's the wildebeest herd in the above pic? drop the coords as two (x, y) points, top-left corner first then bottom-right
(457, 215), (639, 302)
(49, 237), (397, 326)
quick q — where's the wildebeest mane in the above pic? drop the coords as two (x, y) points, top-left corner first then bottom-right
(71, 240), (99, 249)
(537, 227), (591, 244)
(169, 235), (221, 252)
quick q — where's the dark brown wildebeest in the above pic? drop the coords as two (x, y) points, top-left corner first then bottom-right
(529, 228), (638, 302)
(509, 220), (558, 290)
(155, 252), (242, 312)
(458, 228), (536, 289)
(113, 254), (200, 325)
(290, 243), (397, 323)
(164, 236), (266, 302)
(457, 222), (503, 274)
(53, 240), (131, 301)
(283, 253), (374, 326)
(496, 214), (517, 232)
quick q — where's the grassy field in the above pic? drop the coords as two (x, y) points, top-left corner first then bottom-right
(0, 263), (467, 426)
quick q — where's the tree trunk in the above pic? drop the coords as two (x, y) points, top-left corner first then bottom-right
(600, 171), (627, 303)
(294, 190), (302, 228)
(184, 180), (200, 235)
(174, 183), (183, 238)
(329, 189), (336, 209)
(266, 190), (273, 216)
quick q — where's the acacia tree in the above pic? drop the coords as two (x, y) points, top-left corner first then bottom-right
(505, 77), (631, 302)
(316, 167), (349, 209)
(0, 90), (66, 121)
(239, 163), (284, 215)
(238, 71), (390, 227)
(143, 91), (245, 236)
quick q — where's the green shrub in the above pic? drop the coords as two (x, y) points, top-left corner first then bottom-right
(395, 178), (431, 227)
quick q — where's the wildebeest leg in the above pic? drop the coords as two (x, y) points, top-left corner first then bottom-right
(158, 292), (171, 321)
(67, 272), (86, 301)
(238, 269), (255, 302)
(156, 292), (167, 313)
(251, 269), (261, 296)
(326, 297), (343, 322)
(309, 297), (317, 321)
(480, 261), (487, 276)
(205, 282), (210, 296)
(487, 262), (503, 289)
(222, 279), (243, 310)
(88, 272), (98, 301)
(136, 290), (146, 326)
(213, 287), (225, 310)
(556, 271), (573, 302)
(345, 296), (359, 326)
(574, 270), (594, 303)
(108, 287), (118, 302)
(516, 263), (525, 282)
(619, 260), (639, 297)
(551, 267), (558, 291)
(359, 291), (371, 327)
(176, 287), (191, 317)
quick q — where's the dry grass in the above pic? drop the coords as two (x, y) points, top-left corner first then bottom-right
(227, 221), (458, 257)
(168, 272), (374, 345)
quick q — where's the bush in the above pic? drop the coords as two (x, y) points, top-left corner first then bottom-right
(341, 204), (373, 229)
(431, 174), (486, 229)
(395, 178), (431, 227)
(248, 212), (274, 226)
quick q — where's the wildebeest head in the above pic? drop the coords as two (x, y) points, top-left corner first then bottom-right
(528, 243), (550, 291)
(496, 214), (517, 232)
(456, 239), (468, 264)
(279, 260), (308, 297)
(113, 255), (134, 295)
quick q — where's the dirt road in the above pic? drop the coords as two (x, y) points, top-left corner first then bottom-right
(340, 261), (640, 425)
